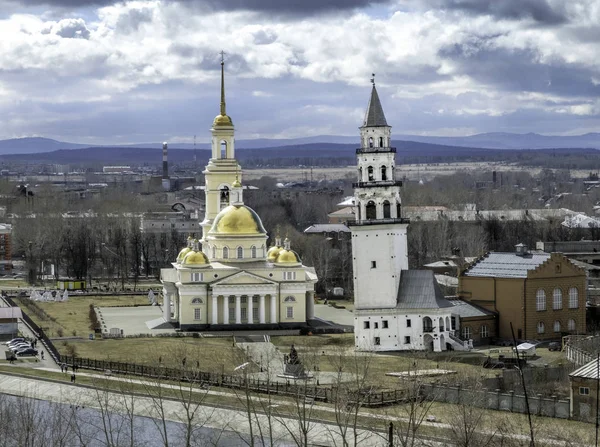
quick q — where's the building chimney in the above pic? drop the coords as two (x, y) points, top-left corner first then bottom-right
(162, 142), (171, 191)
(515, 243), (528, 256)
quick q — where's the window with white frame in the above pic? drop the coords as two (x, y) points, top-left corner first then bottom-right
(569, 287), (579, 308)
(580, 387), (590, 395)
(283, 271), (297, 280)
(251, 246), (257, 258)
(553, 288), (562, 310)
(191, 297), (203, 304)
(237, 246), (243, 259)
(537, 321), (545, 334)
(554, 320), (561, 332)
(462, 326), (471, 339)
(536, 289), (546, 311)
(568, 319), (576, 331)
(286, 306), (294, 319)
(191, 272), (203, 282)
(480, 325), (489, 338)
(194, 308), (201, 321)
(223, 247), (229, 259)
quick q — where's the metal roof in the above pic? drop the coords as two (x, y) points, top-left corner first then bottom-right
(303, 224), (350, 233)
(447, 299), (495, 318)
(570, 358), (600, 379)
(396, 270), (454, 309)
(363, 85), (388, 127)
(464, 252), (551, 278)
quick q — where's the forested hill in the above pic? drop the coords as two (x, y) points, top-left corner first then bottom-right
(0, 141), (598, 168)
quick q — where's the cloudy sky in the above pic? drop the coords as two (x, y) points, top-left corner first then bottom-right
(0, 0), (600, 144)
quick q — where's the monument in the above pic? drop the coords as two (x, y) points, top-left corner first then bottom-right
(282, 344), (311, 379)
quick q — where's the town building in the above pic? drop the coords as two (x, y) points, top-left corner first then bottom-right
(0, 224), (12, 271)
(160, 60), (317, 331)
(569, 358), (600, 421)
(458, 244), (587, 341)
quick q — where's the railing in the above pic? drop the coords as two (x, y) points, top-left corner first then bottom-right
(353, 180), (403, 188)
(423, 327), (434, 333)
(347, 217), (410, 226)
(356, 147), (396, 154)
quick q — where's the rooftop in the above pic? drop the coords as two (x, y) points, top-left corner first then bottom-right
(396, 270), (454, 309)
(570, 358), (600, 379)
(463, 252), (551, 279)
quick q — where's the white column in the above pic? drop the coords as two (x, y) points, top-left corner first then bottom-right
(306, 292), (315, 320)
(259, 295), (266, 324)
(223, 297), (229, 324)
(248, 299), (253, 324)
(235, 295), (241, 324)
(163, 289), (171, 323)
(212, 295), (218, 324)
(270, 295), (277, 324)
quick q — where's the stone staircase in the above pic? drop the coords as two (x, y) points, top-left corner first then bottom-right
(447, 332), (471, 351)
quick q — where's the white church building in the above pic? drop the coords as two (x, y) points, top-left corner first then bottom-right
(160, 59), (317, 331)
(351, 81), (467, 352)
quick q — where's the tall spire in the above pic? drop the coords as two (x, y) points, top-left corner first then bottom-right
(363, 74), (388, 127)
(213, 51), (233, 128)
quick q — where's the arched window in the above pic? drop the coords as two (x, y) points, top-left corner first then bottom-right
(379, 136), (383, 147)
(220, 186), (230, 206)
(568, 319), (576, 331)
(569, 287), (579, 308)
(366, 201), (376, 220)
(367, 166), (374, 181)
(480, 325), (489, 338)
(223, 247), (229, 259)
(537, 321), (545, 334)
(212, 246), (216, 258)
(220, 140), (227, 158)
(536, 289), (546, 311)
(553, 288), (562, 310)
(396, 203), (401, 219)
(237, 246), (243, 259)
(359, 167), (363, 181)
(191, 297), (204, 304)
(439, 317), (444, 332)
(284, 296), (296, 302)
(381, 165), (387, 181)
(383, 200), (391, 219)
(368, 137), (374, 148)
(251, 246), (257, 258)
(423, 317), (433, 332)
(553, 320), (561, 333)
(462, 326), (472, 339)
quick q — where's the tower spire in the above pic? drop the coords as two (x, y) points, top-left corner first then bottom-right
(220, 50), (226, 116)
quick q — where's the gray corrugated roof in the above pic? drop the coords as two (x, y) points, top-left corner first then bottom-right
(303, 224), (350, 233)
(363, 85), (388, 127)
(570, 358), (600, 379)
(396, 270), (454, 309)
(447, 299), (495, 318)
(464, 252), (551, 278)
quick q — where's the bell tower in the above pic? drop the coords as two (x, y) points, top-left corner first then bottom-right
(201, 53), (241, 243)
(350, 76), (409, 309)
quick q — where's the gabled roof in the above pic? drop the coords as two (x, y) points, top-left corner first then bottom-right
(304, 224), (350, 234)
(447, 298), (496, 318)
(396, 270), (454, 309)
(570, 358), (600, 379)
(363, 85), (388, 127)
(463, 252), (551, 278)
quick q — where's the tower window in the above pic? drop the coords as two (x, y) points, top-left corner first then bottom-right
(237, 246), (243, 259)
(251, 246), (257, 258)
(220, 140), (227, 159)
(220, 187), (230, 206)
(381, 165), (387, 181)
(367, 166), (374, 181)
(383, 200), (391, 219)
(223, 247), (229, 259)
(371, 261), (377, 269)
(379, 137), (383, 147)
(366, 201), (376, 220)
(369, 137), (374, 148)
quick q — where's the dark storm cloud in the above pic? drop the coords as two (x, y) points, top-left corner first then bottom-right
(431, 0), (568, 25)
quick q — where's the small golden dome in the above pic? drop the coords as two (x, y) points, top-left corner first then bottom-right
(177, 247), (192, 262)
(232, 177), (242, 188)
(213, 114), (233, 127)
(267, 245), (282, 262)
(276, 249), (300, 264)
(209, 205), (266, 235)
(182, 250), (210, 267)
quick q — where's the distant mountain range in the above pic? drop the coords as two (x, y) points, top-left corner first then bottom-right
(1, 132), (600, 156)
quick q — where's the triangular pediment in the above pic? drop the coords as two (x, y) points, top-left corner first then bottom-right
(212, 270), (276, 286)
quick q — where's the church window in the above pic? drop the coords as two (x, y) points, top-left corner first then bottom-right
(194, 308), (201, 320)
(553, 288), (562, 309)
(396, 203), (401, 219)
(220, 140), (227, 159)
(569, 287), (579, 308)
(191, 273), (203, 282)
(382, 320), (388, 329)
(367, 166), (374, 181)
(359, 167), (363, 182)
(212, 246), (216, 258)
(284, 271), (297, 280)
(381, 165), (387, 181)
(191, 297), (203, 304)
(284, 296), (296, 302)
(368, 137), (374, 148)
(251, 246), (257, 258)
(383, 201), (391, 219)
(237, 246), (243, 259)
(366, 201), (376, 220)
(379, 137), (383, 147)
(364, 321), (370, 329)
(220, 187), (229, 206)
(223, 247), (229, 259)
(286, 307), (294, 318)
(536, 289), (546, 311)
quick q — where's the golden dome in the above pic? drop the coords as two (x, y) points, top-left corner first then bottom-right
(276, 249), (300, 264)
(209, 205), (266, 235)
(177, 247), (192, 262)
(182, 250), (210, 267)
(213, 114), (233, 127)
(267, 245), (282, 262)
(232, 177), (242, 188)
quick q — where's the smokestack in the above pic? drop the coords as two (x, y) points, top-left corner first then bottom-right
(162, 142), (171, 191)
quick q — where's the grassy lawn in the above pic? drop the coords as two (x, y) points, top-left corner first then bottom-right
(15, 295), (149, 338)
(0, 279), (29, 288)
(57, 337), (244, 374)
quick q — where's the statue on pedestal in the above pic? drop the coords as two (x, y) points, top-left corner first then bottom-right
(284, 344), (306, 378)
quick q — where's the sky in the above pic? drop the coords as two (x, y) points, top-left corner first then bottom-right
(0, 0), (600, 144)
